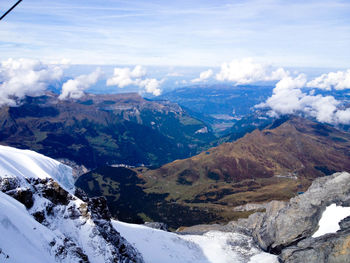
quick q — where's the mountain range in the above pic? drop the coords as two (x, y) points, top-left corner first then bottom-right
(0, 92), (215, 169)
(76, 116), (350, 228)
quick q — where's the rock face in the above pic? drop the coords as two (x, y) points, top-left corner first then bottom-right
(253, 172), (350, 253)
(280, 228), (350, 263)
(143, 222), (168, 231)
(231, 172), (350, 263)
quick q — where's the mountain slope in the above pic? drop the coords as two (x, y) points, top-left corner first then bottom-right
(76, 116), (350, 227)
(0, 145), (74, 191)
(0, 93), (215, 168)
(0, 145), (143, 263)
(0, 145), (279, 263)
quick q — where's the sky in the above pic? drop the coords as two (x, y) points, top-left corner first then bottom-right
(1, 0), (350, 124)
(1, 0), (350, 68)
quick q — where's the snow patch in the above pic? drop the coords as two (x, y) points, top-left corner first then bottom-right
(113, 220), (278, 263)
(248, 253), (279, 263)
(313, 203), (350, 238)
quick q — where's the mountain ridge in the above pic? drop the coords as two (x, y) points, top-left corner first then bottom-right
(0, 92), (215, 168)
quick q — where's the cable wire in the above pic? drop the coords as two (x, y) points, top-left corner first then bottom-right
(0, 0), (22, 21)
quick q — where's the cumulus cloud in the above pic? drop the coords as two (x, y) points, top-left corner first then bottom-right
(335, 109), (350, 124)
(216, 58), (289, 84)
(0, 58), (64, 106)
(257, 73), (350, 124)
(306, 69), (350, 90)
(106, 65), (146, 88)
(106, 65), (162, 96)
(191, 69), (213, 83)
(139, 78), (162, 96)
(59, 68), (103, 100)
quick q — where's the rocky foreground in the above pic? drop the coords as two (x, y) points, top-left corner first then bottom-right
(182, 172), (350, 262)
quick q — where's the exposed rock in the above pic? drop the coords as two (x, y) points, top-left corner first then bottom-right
(239, 172), (350, 253)
(6, 187), (34, 208)
(176, 223), (225, 234)
(144, 222), (168, 231)
(226, 172), (350, 262)
(0, 176), (144, 263)
(0, 176), (20, 192)
(339, 216), (350, 230)
(280, 230), (350, 263)
(89, 196), (112, 221)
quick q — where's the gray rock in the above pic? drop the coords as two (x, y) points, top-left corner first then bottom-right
(250, 172), (350, 254)
(144, 222), (168, 231)
(280, 230), (350, 263)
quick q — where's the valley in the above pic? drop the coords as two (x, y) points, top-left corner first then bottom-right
(0, 92), (215, 169)
(76, 116), (350, 228)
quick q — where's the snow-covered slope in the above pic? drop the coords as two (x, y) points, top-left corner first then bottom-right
(113, 220), (278, 263)
(0, 145), (143, 263)
(0, 191), (57, 263)
(0, 145), (74, 191)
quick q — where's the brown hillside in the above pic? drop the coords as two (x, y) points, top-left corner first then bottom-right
(141, 116), (350, 212)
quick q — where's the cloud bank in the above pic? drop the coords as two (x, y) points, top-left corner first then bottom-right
(106, 65), (162, 96)
(59, 68), (103, 100)
(258, 70), (350, 124)
(306, 70), (350, 90)
(192, 69), (213, 83)
(0, 58), (64, 106)
(215, 58), (288, 84)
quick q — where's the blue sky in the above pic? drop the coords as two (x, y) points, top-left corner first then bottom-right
(1, 0), (350, 68)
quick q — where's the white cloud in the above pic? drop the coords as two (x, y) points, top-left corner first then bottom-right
(139, 78), (162, 96)
(0, 58), (64, 106)
(191, 69), (213, 83)
(335, 108), (350, 124)
(59, 68), (103, 100)
(258, 73), (350, 124)
(215, 58), (289, 84)
(106, 65), (163, 96)
(306, 69), (350, 90)
(258, 74), (307, 115)
(106, 65), (146, 88)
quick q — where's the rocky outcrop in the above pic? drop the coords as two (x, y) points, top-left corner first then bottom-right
(252, 172), (350, 253)
(280, 229), (350, 263)
(0, 176), (144, 263)
(144, 222), (168, 231)
(228, 172), (350, 262)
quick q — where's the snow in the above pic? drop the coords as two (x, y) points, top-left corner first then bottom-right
(113, 220), (278, 263)
(313, 203), (350, 238)
(248, 253), (280, 263)
(0, 145), (74, 192)
(0, 191), (57, 263)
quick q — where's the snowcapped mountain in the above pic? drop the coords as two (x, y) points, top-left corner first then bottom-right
(0, 145), (143, 263)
